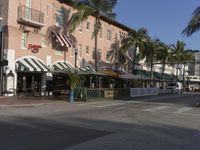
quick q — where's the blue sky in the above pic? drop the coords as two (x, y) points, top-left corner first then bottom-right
(115, 0), (200, 50)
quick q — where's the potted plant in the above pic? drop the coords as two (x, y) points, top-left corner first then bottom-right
(68, 73), (80, 102)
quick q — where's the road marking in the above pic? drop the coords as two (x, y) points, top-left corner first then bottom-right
(173, 107), (193, 114)
(143, 106), (169, 112)
(96, 103), (125, 108)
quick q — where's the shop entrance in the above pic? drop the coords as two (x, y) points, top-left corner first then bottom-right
(17, 73), (42, 96)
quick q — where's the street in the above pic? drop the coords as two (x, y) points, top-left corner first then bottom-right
(0, 93), (200, 150)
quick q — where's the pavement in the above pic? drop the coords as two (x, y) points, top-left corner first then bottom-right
(0, 96), (66, 107)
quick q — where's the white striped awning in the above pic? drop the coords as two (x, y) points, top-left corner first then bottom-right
(52, 62), (75, 72)
(16, 58), (50, 72)
(52, 32), (72, 48)
(79, 66), (96, 73)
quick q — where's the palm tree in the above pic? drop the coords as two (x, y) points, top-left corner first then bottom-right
(182, 6), (200, 36)
(69, 0), (117, 71)
(120, 28), (149, 73)
(141, 38), (162, 80)
(170, 40), (193, 89)
(170, 40), (193, 63)
(155, 42), (172, 76)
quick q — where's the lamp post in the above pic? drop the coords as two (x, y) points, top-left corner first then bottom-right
(74, 48), (78, 68)
(0, 18), (4, 96)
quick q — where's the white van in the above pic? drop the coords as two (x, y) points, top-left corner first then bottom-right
(167, 82), (183, 93)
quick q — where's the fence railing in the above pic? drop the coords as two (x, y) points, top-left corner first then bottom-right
(18, 5), (44, 25)
(74, 87), (180, 101)
(130, 88), (159, 97)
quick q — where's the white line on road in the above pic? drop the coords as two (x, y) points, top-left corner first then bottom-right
(143, 106), (169, 112)
(96, 103), (125, 108)
(173, 107), (193, 114)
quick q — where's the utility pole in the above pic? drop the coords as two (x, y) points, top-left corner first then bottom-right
(0, 18), (4, 96)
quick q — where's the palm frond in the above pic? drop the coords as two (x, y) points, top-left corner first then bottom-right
(182, 6), (200, 36)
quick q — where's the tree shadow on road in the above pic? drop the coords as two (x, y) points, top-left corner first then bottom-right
(0, 116), (200, 150)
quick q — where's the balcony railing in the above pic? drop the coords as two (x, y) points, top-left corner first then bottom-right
(17, 5), (45, 28)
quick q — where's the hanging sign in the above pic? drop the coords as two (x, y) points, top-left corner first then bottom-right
(28, 44), (42, 53)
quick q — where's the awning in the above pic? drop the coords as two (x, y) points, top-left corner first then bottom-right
(52, 32), (72, 48)
(78, 66), (103, 75)
(52, 61), (75, 73)
(79, 66), (96, 73)
(100, 68), (120, 78)
(16, 57), (50, 72)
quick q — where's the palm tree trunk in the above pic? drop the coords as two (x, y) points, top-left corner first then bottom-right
(161, 62), (166, 88)
(94, 17), (98, 72)
(150, 57), (154, 87)
(132, 47), (137, 73)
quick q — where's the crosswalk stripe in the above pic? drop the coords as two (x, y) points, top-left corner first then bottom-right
(143, 106), (169, 112)
(173, 107), (193, 113)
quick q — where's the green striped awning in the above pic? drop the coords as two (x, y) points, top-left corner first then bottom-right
(52, 62), (75, 73)
(79, 66), (96, 73)
(16, 57), (50, 72)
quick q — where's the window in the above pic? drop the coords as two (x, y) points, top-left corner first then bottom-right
(86, 21), (90, 30)
(79, 22), (83, 32)
(115, 33), (118, 41)
(86, 46), (89, 54)
(99, 29), (103, 38)
(21, 32), (28, 48)
(55, 45), (64, 55)
(79, 44), (82, 57)
(42, 35), (47, 47)
(92, 48), (95, 60)
(71, 45), (75, 56)
(98, 49), (102, 61)
(0, 5), (2, 18)
(107, 29), (112, 41)
(46, 4), (49, 17)
(56, 9), (64, 26)
(25, 0), (32, 19)
(106, 50), (112, 62)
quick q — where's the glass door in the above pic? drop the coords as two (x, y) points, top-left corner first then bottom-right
(25, 0), (32, 19)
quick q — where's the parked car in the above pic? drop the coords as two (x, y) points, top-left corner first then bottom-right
(167, 82), (183, 93)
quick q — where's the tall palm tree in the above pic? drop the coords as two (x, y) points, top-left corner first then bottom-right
(182, 6), (200, 36)
(120, 28), (149, 73)
(170, 40), (193, 63)
(155, 42), (172, 76)
(141, 38), (162, 81)
(170, 40), (193, 87)
(69, 0), (117, 71)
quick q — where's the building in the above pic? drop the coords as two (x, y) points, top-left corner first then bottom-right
(186, 51), (200, 90)
(0, 0), (131, 96)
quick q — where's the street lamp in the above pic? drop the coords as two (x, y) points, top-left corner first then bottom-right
(74, 48), (78, 68)
(0, 17), (4, 96)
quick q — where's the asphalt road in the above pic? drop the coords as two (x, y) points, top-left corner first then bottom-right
(0, 93), (200, 150)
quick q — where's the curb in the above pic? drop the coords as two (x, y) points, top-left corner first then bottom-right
(0, 103), (50, 108)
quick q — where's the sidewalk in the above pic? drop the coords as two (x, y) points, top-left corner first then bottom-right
(0, 96), (65, 107)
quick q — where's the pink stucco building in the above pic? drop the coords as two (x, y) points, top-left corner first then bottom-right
(0, 0), (130, 96)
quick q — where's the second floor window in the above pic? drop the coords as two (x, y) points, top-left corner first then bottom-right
(42, 35), (47, 47)
(107, 29), (112, 41)
(99, 29), (103, 38)
(55, 45), (64, 55)
(21, 32), (28, 48)
(86, 21), (90, 30)
(92, 48), (95, 60)
(71, 45), (76, 56)
(86, 46), (89, 54)
(98, 49), (102, 61)
(79, 22), (83, 32)
(56, 9), (64, 26)
(79, 44), (82, 57)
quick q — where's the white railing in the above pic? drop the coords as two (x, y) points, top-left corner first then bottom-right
(130, 88), (159, 97)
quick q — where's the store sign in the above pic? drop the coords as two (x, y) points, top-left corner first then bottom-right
(28, 44), (42, 53)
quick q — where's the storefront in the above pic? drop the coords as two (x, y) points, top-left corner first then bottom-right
(15, 56), (50, 96)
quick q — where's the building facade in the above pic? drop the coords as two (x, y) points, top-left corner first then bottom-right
(0, 0), (130, 96)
